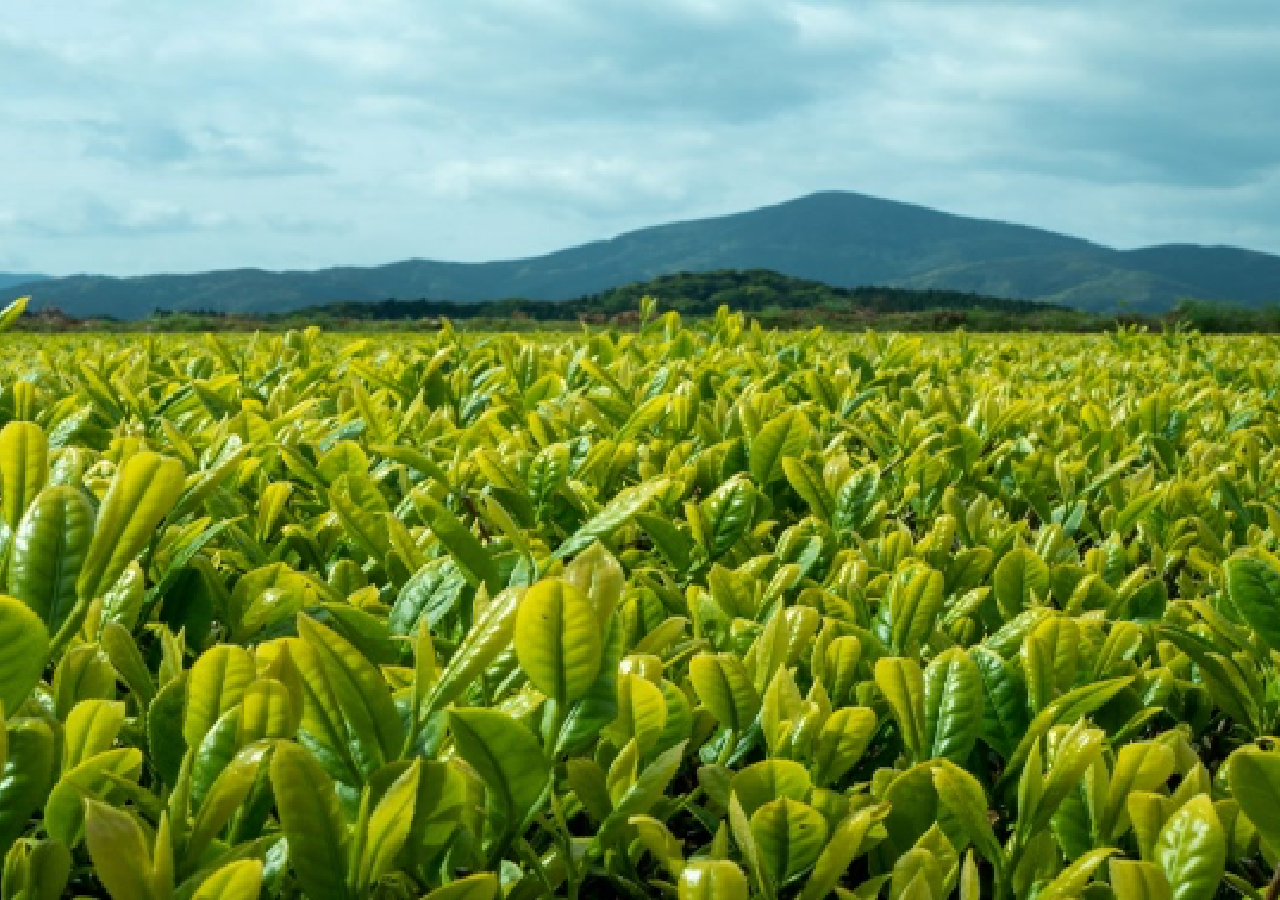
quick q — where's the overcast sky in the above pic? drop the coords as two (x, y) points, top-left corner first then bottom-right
(3, 0), (1279, 275)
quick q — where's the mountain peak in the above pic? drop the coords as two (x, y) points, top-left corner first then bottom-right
(3, 192), (1278, 317)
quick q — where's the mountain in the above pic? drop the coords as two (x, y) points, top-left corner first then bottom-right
(4, 192), (1279, 317)
(0, 274), (47, 291)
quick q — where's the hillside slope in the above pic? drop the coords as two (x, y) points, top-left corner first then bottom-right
(5, 192), (1278, 316)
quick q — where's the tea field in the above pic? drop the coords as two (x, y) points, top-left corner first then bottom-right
(2, 306), (1280, 899)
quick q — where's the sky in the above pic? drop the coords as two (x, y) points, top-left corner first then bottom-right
(2, 0), (1279, 276)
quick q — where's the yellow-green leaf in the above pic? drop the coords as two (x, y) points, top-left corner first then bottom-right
(191, 859), (264, 900)
(0, 296), (28, 332)
(690, 652), (760, 735)
(448, 708), (550, 838)
(0, 422), (47, 532)
(84, 799), (162, 900)
(515, 578), (602, 707)
(1227, 745), (1280, 855)
(270, 741), (352, 900)
(679, 860), (750, 900)
(1155, 794), (1225, 900)
(0, 596), (48, 716)
(77, 452), (186, 603)
(750, 797), (828, 885)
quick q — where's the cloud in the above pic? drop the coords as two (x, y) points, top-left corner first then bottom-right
(13, 198), (237, 238)
(1, 0), (1279, 274)
(79, 120), (330, 176)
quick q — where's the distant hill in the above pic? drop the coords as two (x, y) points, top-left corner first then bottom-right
(5, 191), (1279, 317)
(274, 269), (1068, 322)
(0, 274), (47, 291)
(568, 269), (1071, 318)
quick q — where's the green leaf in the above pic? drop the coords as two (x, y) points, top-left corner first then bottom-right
(922, 647), (982, 765)
(597, 739), (688, 849)
(1155, 795), (1225, 900)
(636, 512), (695, 573)
(1114, 491), (1162, 536)
(695, 474), (758, 561)
(931, 761), (1001, 870)
(423, 586), (520, 721)
(167, 437), (248, 524)
(1226, 746), (1280, 856)
(0, 422), (47, 533)
(0, 295), (28, 332)
(970, 647), (1029, 759)
(99, 561), (147, 634)
(448, 708), (550, 841)
(799, 803), (890, 900)
(730, 760), (812, 819)
(424, 873), (500, 900)
(1224, 553), (1280, 653)
(0, 596), (48, 715)
(958, 850), (981, 900)
(1101, 741), (1177, 842)
(896, 870), (933, 900)
(192, 714), (250, 818)
(149, 673), (188, 787)
(888, 566), (945, 656)
(554, 613), (625, 756)
(238, 678), (298, 743)
(1002, 677), (1133, 785)
(1020, 616), (1080, 714)
(354, 758), (421, 892)
(415, 492), (501, 594)
(514, 579), (602, 707)
(296, 614), (404, 781)
(874, 656), (925, 763)
(400, 759), (470, 871)
(750, 798), (827, 886)
(562, 541), (625, 624)
(84, 799), (163, 900)
(1109, 860), (1173, 900)
(190, 860), (264, 900)
(993, 547), (1049, 618)
(729, 790), (774, 900)
(555, 477), (669, 560)
(631, 814), (685, 875)
(1036, 847), (1117, 900)
(567, 758), (613, 823)
(0, 720), (56, 858)
(750, 411), (810, 485)
(100, 621), (157, 708)
(389, 558), (468, 637)
(0, 837), (72, 900)
(1028, 721), (1104, 837)
(329, 480), (392, 563)
(892, 845), (946, 900)
(183, 643), (255, 749)
(834, 466), (880, 533)
(690, 653), (760, 735)
(45, 747), (144, 848)
(609, 672), (668, 756)
(77, 452), (187, 603)
(1128, 791), (1173, 864)
(187, 741), (272, 866)
(62, 699), (125, 771)
(678, 860), (750, 900)
(782, 457), (834, 522)
(270, 741), (352, 900)
(811, 706), (877, 786)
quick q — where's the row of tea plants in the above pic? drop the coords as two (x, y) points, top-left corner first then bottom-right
(1, 299), (1279, 898)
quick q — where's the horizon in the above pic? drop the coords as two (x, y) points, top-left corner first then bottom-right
(4, 2), (1280, 277)
(7, 188), (1278, 282)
